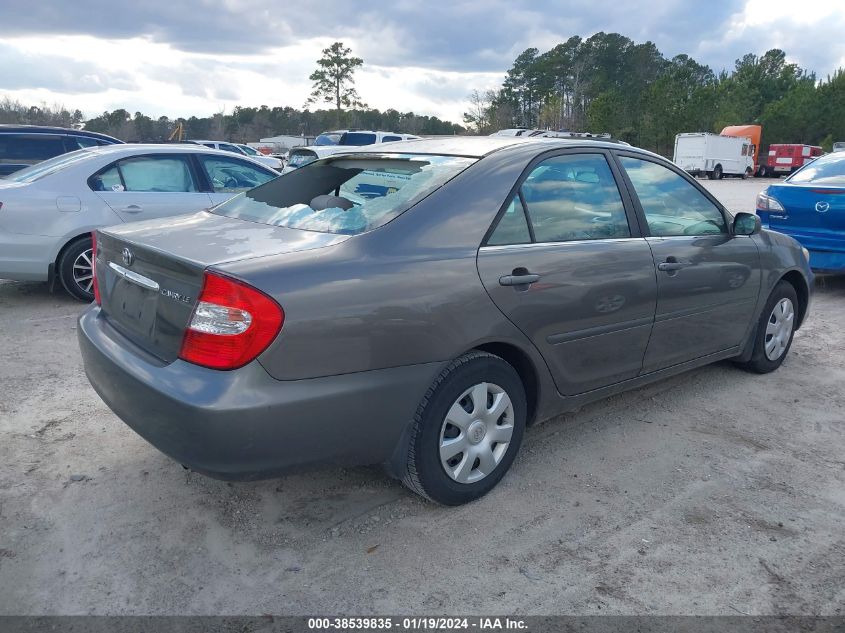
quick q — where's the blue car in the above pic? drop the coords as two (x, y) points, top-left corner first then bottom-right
(756, 151), (845, 272)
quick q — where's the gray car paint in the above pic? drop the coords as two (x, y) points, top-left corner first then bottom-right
(79, 136), (813, 480)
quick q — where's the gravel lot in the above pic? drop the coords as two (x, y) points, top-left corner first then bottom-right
(1, 178), (843, 616)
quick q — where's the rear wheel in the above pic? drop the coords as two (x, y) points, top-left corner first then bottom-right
(58, 237), (95, 302)
(401, 351), (526, 505)
(736, 281), (798, 374)
(742, 167), (752, 180)
(712, 164), (723, 180)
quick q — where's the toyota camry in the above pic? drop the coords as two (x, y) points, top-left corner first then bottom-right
(78, 137), (813, 505)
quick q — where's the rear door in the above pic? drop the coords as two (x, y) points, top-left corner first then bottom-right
(90, 153), (212, 221)
(476, 150), (657, 396)
(615, 153), (761, 371)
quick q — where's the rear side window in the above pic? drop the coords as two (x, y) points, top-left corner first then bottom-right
(198, 154), (276, 193)
(382, 136), (402, 142)
(90, 155), (198, 192)
(340, 132), (377, 146)
(68, 136), (103, 150)
(788, 155), (845, 185)
(212, 154), (475, 235)
(487, 198), (531, 246)
(620, 156), (727, 237)
(0, 134), (66, 161)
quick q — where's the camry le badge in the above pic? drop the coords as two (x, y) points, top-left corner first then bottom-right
(121, 247), (134, 266)
(815, 201), (830, 213)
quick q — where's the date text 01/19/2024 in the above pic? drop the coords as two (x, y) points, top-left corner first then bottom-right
(306, 617), (529, 630)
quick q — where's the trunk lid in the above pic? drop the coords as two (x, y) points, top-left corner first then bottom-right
(766, 183), (845, 251)
(96, 211), (349, 362)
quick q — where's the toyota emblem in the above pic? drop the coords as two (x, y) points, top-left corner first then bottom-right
(815, 201), (830, 213)
(121, 247), (134, 266)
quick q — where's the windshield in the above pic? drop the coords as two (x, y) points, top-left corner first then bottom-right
(211, 153), (475, 235)
(787, 154), (845, 186)
(340, 132), (377, 146)
(240, 145), (259, 155)
(6, 149), (94, 183)
(314, 133), (342, 146)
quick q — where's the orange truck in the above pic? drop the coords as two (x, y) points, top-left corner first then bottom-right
(721, 125), (763, 176)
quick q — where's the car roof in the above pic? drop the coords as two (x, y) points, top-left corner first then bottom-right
(326, 136), (644, 159)
(0, 124), (122, 142)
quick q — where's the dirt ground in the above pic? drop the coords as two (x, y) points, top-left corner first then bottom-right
(1, 178), (843, 615)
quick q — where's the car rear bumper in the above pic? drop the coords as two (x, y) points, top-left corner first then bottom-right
(807, 249), (845, 273)
(78, 305), (439, 480)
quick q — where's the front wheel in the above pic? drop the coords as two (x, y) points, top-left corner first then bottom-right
(735, 281), (798, 374)
(58, 237), (95, 302)
(713, 165), (723, 180)
(401, 352), (526, 505)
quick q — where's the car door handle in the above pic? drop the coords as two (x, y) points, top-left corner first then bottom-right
(121, 205), (143, 213)
(499, 273), (540, 286)
(657, 257), (692, 272)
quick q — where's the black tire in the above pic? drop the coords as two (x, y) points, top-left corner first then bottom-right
(57, 237), (95, 302)
(735, 280), (799, 374)
(742, 167), (751, 180)
(401, 351), (527, 505)
(713, 164), (723, 180)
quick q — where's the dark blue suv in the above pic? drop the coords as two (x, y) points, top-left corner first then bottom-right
(0, 125), (123, 176)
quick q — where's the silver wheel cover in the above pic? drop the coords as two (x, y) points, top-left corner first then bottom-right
(439, 382), (514, 484)
(764, 297), (795, 361)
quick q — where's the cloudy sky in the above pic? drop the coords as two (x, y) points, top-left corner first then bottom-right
(1, 0), (843, 124)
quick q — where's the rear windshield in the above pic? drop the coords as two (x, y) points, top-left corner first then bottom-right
(287, 150), (317, 168)
(787, 154), (845, 186)
(6, 148), (93, 182)
(211, 153), (475, 235)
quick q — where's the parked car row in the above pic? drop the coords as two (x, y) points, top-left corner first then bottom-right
(284, 129), (420, 171)
(1, 124), (840, 505)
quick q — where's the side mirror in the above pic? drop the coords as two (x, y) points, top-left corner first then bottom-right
(734, 212), (761, 236)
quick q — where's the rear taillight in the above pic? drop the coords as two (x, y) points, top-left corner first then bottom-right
(91, 231), (101, 305)
(756, 192), (784, 212)
(179, 271), (284, 370)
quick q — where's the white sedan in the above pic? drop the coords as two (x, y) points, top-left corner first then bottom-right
(0, 143), (279, 301)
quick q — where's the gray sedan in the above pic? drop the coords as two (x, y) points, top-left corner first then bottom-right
(78, 137), (813, 505)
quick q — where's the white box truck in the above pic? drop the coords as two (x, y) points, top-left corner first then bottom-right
(673, 133), (755, 179)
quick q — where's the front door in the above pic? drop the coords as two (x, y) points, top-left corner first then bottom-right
(91, 153), (212, 222)
(616, 154), (762, 371)
(477, 151), (658, 396)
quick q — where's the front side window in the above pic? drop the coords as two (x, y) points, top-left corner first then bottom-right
(212, 154), (475, 235)
(787, 154), (845, 186)
(620, 156), (727, 237)
(519, 154), (630, 242)
(90, 155), (198, 193)
(198, 154), (276, 193)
